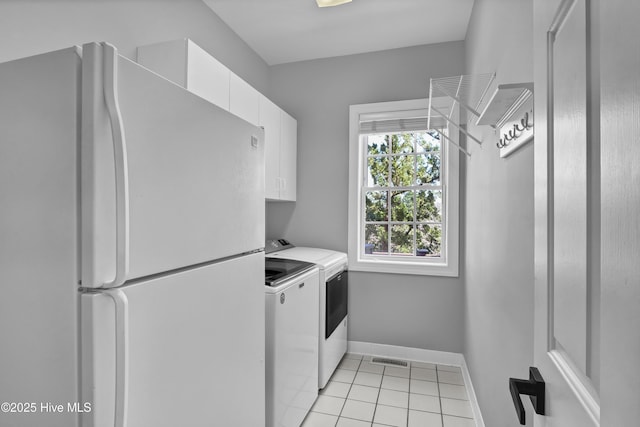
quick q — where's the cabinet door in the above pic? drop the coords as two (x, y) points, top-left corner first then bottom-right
(280, 110), (297, 201)
(137, 39), (230, 112)
(186, 40), (230, 110)
(230, 73), (260, 126)
(136, 39), (188, 87)
(260, 95), (281, 200)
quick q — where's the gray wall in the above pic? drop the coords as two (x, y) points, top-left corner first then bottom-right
(0, 0), (270, 95)
(463, 0), (535, 425)
(268, 42), (466, 353)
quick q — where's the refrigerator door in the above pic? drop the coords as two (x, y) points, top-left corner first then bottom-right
(81, 43), (265, 288)
(81, 252), (265, 427)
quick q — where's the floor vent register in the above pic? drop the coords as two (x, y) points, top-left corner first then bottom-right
(370, 357), (409, 368)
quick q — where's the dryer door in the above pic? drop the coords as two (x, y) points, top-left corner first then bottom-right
(326, 271), (348, 339)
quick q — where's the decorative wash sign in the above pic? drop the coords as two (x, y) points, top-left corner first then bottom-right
(496, 103), (534, 157)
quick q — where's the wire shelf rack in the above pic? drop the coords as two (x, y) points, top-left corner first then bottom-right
(427, 73), (495, 156)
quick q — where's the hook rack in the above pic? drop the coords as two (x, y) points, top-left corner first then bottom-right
(477, 82), (534, 158)
(497, 111), (533, 148)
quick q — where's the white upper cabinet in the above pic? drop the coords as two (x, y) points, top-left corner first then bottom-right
(259, 95), (297, 202)
(279, 110), (297, 202)
(259, 95), (281, 200)
(136, 38), (296, 201)
(137, 39), (230, 110)
(229, 73), (260, 127)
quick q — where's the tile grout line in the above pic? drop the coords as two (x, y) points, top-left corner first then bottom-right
(437, 366), (444, 427)
(370, 361), (383, 425)
(406, 361), (411, 427)
(336, 357), (362, 426)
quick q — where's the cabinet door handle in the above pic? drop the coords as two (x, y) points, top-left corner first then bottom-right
(509, 367), (545, 425)
(299, 283), (305, 288)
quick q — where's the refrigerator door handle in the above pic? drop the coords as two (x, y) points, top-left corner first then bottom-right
(103, 288), (130, 427)
(101, 42), (130, 288)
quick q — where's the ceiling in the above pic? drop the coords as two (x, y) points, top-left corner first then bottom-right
(203, 0), (475, 66)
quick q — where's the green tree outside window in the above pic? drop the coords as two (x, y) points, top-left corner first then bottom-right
(364, 131), (443, 257)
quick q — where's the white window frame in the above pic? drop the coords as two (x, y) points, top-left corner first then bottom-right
(348, 98), (459, 277)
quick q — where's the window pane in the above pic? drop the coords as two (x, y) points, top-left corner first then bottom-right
(416, 190), (442, 222)
(416, 131), (441, 152)
(365, 224), (388, 254)
(367, 134), (389, 155)
(391, 190), (414, 222)
(416, 153), (441, 185)
(416, 224), (442, 257)
(390, 224), (414, 254)
(367, 156), (389, 186)
(390, 155), (414, 187)
(365, 191), (388, 221)
(391, 133), (414, 154)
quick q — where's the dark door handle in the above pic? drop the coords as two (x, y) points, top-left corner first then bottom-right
(509, 367), (545, 425)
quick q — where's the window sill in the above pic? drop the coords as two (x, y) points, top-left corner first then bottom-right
(348, 257), (459, 277)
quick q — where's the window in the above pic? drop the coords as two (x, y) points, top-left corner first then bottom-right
(348, 99), (459, 276)
(363, 131), (444, 256)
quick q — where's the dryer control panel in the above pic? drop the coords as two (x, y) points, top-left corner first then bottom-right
(265, 238), (295, 254)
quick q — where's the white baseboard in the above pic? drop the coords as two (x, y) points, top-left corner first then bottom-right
(347, 341), (485, 427)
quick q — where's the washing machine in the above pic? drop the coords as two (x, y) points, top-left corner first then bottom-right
(266, 239), (348, 389)
(265, 257), (319, 427)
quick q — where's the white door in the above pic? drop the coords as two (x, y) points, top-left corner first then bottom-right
(599, 1), (640, 425)
(532, 0), (599, 424)
(81, 252), (265, 427)
(532, 0), (640, 425)
(81, 43), (265, 287)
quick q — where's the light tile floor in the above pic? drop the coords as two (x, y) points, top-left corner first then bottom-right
(301, 353), (475, 427)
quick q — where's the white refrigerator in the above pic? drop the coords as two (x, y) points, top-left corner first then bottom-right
(0, 42), (265, 427)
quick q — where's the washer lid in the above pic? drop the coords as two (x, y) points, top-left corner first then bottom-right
(269, 247), (347, 268)
(265, 257), (315, 287)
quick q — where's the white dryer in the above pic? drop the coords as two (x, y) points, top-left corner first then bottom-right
(266, 239), (348, 389)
